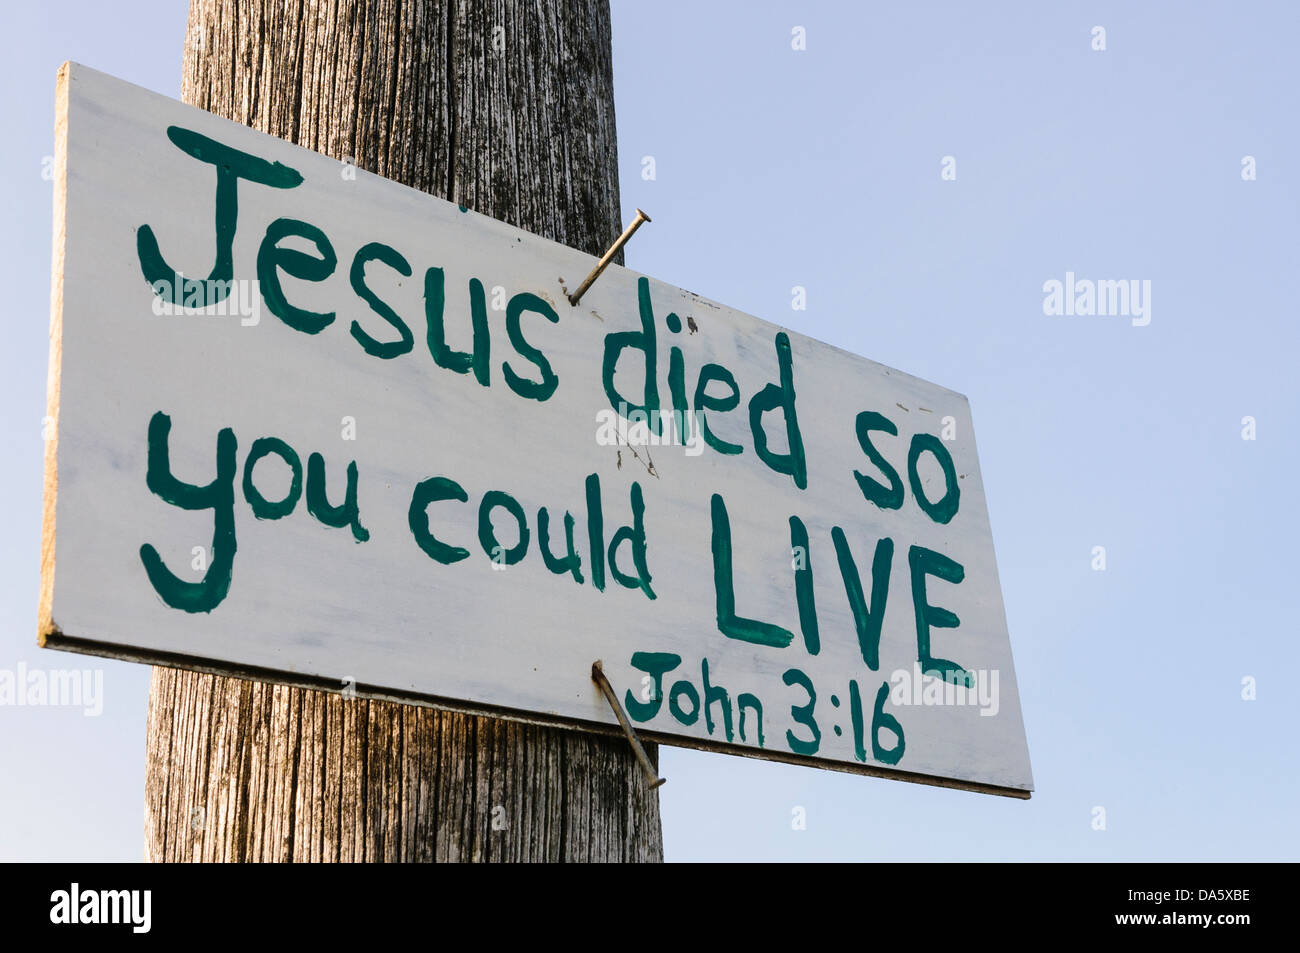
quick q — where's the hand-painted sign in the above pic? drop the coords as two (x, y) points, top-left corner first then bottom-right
(42, 63), (1032, 796)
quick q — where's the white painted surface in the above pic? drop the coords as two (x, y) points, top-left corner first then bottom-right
(44, 64), (1032, 794)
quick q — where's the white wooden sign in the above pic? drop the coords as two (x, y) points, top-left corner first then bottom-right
(42, 63), (1032, 796)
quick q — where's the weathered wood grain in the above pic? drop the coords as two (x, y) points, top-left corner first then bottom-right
(144, 0), (662, 863)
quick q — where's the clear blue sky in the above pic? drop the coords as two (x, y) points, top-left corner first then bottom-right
(1, 1), (1296, 861)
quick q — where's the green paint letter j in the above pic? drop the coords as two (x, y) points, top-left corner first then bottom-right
(138, 126), (302, 307)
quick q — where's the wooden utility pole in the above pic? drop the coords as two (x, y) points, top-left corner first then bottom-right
(143, 0), (663, 862)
